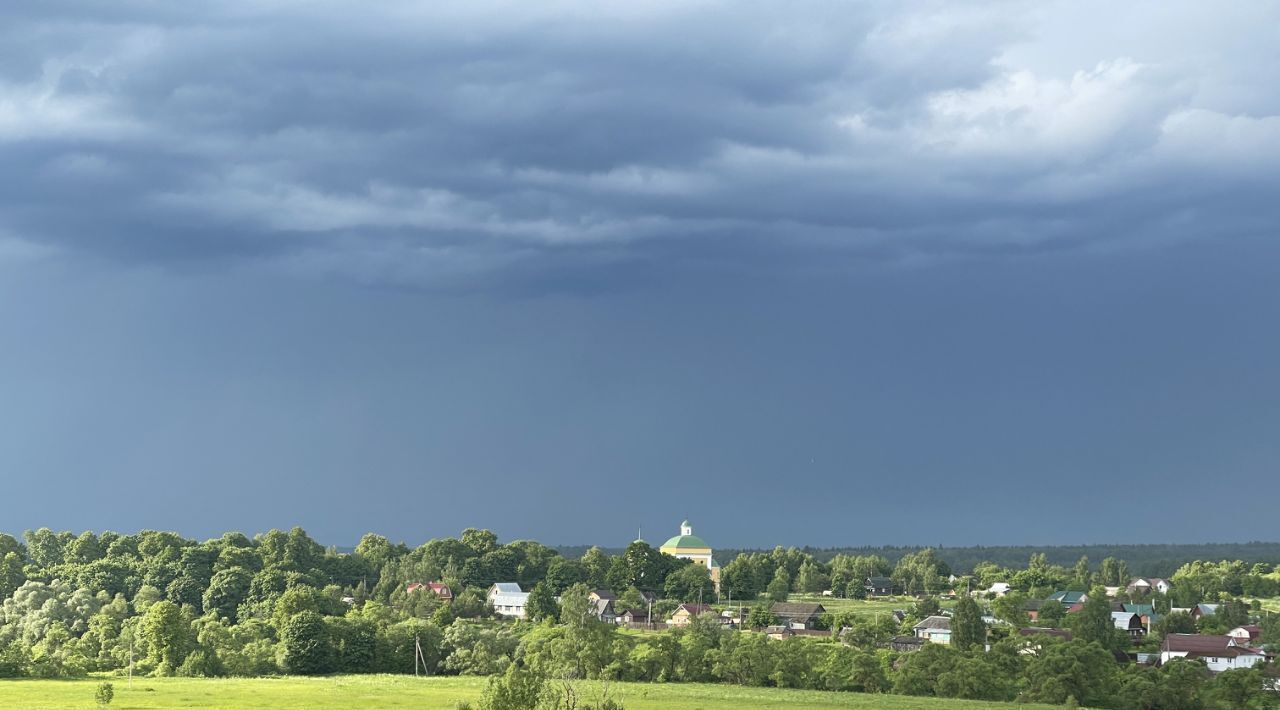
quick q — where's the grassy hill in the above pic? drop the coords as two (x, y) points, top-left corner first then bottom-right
(0, 675), (1064, 709)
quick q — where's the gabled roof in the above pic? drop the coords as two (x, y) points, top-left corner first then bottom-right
(866, 576), (894, 586)
(1162, 633), (1263, 658)
(1111, 612), (1142, 629)
(674, 603), (714, 616)
(771, 602), (826, 619)
(408, 581), (452, 596)
(620, 608), (649, 620)
(913, 615), (951, 631)
(1194, 603), (1220, 615)
(491, 582), (523, 594)
(1230, 625), (1262, 641)
(589, 589), (617, 600)
(1048, 591), (1087, 604)
(490, 593), (529, 607)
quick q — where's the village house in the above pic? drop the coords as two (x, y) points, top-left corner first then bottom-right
(1111, 612), (1145, 642)
(588, 589), (617, 604)
(1228, 625), (1263, 646)
(1015, 628), (1073, 655)
(720, 608), (747, 627)
(770, 602), (827, 630)
(764, 625), (792, 640)
(1047, 590), (1088, 611)
(890, 636), (925, 652)
(1191, 603), (1221, 621)
(913, 615), (952, 644)
(987, 582), (1012, 597)
(1160, 634), (1266, 674)
(865, 577), (896, 596)
(659, 521), (721, 593)
(589, 597), (617, 623)
(1118, 603), (1160, 628)
(668, 603), (714, 626)
(487, 582), (529, 619)
(1127, 577), (1173, 596)
(406, 581), (454, 601)
(618, 608), (651, 625)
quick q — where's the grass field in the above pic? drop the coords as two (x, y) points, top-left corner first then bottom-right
(1256, 597), (1280, 613)
(783, 594), (955, 616)
(0, 675), (1062, 709)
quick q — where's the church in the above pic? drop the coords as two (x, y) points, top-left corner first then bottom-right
(659, 520), (720, 592)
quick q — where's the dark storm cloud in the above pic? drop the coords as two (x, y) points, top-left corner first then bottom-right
(2, 1), (1278, 284)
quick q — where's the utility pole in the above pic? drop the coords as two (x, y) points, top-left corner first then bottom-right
(128, 635), (134, 690)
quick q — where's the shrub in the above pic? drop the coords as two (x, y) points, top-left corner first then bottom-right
(95, 681), (114, 707)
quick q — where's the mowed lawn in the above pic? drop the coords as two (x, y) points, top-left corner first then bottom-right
(0, 675), (1061, 710)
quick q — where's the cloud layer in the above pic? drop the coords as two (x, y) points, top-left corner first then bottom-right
(3, 0), (1278, 284)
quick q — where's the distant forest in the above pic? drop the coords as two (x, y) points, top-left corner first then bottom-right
(556, 542), (1280, 579)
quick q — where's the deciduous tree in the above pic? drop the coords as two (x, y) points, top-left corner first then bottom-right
(524, 582), (559, 623)
(766, 567), (791, 602)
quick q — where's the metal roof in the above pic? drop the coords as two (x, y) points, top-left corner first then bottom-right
(913, 615), (951, 630)
(490, 592), (529, 606)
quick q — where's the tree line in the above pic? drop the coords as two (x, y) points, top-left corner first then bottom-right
(1, 527), (1278, 709)
(554, 541), (1280, 580)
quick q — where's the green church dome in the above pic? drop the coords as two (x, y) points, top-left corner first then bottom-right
(662, 520), (710, 550)
(662, 533), (710, 549)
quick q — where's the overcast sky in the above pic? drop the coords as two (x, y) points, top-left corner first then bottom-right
(2, 1), (1279, 549)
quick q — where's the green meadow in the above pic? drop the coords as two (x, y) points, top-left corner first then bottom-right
(0, 675), (1061, 710)
(782, 594), (954, 616)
